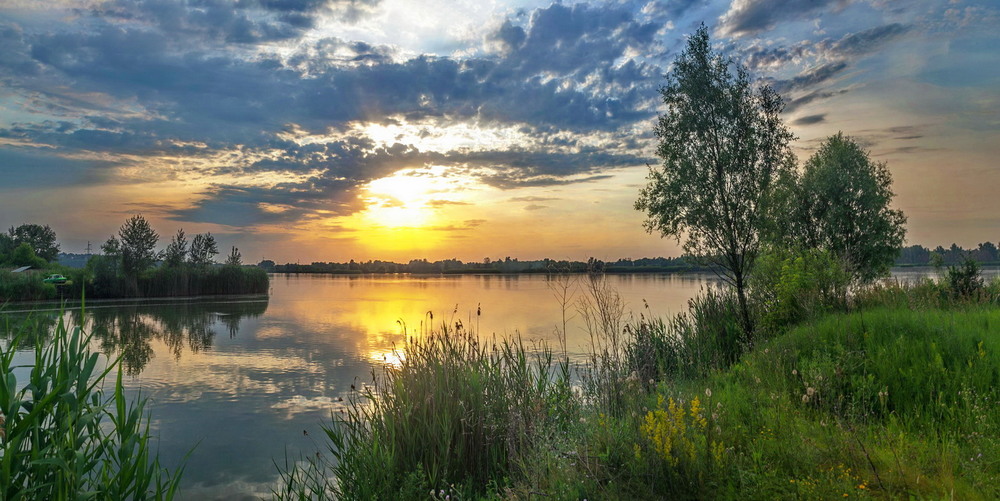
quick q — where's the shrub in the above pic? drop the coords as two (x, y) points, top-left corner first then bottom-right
(0, 271), (57, 301)
(751, 248), (850, 332)
(946, 255), (984, 298)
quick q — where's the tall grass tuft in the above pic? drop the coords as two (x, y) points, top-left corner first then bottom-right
(278, 322), (571, 499)
(0, 309), (185, 500)
(626, 286), (748, 382)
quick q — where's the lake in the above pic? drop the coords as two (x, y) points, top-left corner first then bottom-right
(1, 272), (715, 499)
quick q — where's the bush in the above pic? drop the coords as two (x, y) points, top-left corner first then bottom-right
(751, 248), (850, 332)
(626, 286), (747, 382)
(946, 255), (984, 298)
(0, 271), (57, 301)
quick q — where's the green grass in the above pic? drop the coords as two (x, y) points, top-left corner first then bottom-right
(0, 308), (185, 500)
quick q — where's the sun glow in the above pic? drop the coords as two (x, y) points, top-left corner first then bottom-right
(359, 166), (477, 230)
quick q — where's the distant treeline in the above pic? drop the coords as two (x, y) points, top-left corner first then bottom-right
(260, 256), (706, 275)
(1, 216), (267, 302)
(896, 242), (1000, 266)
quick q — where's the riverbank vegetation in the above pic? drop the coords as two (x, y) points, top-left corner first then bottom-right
(0, 310), (184, 499)
(273, 271), (1000, 500)
(0, 216), (267, 302)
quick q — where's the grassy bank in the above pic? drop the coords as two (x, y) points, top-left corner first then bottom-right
(278, 278), (1000, 499)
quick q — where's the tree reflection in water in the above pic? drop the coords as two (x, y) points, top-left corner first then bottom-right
(3, 299), (268, 375)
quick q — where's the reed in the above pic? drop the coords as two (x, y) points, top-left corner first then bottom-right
(277, 321), (572, 499)
(0, 307), (185, 500)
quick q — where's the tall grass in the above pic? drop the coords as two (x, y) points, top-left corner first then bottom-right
(277, 323), (574, 499)
(82, 264), (269, 299)
(0, 309), (185, 499)
(0, 271), (58, 301)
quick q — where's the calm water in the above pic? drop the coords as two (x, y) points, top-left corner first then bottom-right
(1, 273), (714, 499)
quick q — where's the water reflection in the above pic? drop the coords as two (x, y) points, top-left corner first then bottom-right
(84, 300), (268, 374)
(0, 274), (714, 499)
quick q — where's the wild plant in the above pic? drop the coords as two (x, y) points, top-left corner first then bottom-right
(279, 321), (568, 499)
(577, 271), (630, 416)
(0, 309), (185, 500)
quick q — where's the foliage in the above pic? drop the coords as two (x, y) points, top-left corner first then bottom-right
(0, 312), (184, 499)
(9, 242), (48, 269)
(0, 270), (57, 301)
(83, 258), (269, 299)
(637, 393), (726, 494)
(635, 25), (794, 340)
(117, 215), (160, 278)
(626, 286), (746, 382)
(188, 233), (218, 266)
(7, 223), (60, 262)
(751, 248), (851, 332)
(783, 133), (907, 283)
(225, 246), (242, 266)
(946, 254), (984, 298)
(163, 229), (188, 268)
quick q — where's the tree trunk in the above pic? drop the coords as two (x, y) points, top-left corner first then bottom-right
(735, 274), (754, 346)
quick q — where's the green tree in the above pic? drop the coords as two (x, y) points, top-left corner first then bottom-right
(10, 242), (47, 268)
(189, 233), (218, 266)
(0, 233), (15, 264)
(117, 215), (160, 277)
(635, 25), (794, 341)
(788, 133), (906, 283)
(225, 246), (242, 266)
(9, 223), (60, 262)
(163, 229), (188, 268)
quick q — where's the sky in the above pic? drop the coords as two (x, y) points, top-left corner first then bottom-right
(1, 0), (998, 264)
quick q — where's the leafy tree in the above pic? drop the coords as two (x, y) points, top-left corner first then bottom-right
(189, 233), (218, 266)
(117, 215), (160, 277)
(788, 133), (906, 283)
(10, 242), (47, 268)
(9, 223), (60, 262)
(226, 246), (242, 266)
(635, 25), (794, 341)
(163, 229), (188, 268)
(976, 241), (998, 262)
(0, 233), (14, 264)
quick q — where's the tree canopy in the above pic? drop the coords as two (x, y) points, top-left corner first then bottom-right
(785, 133), (907, 282)
(8, 224), (60, 262)
(635, 25), (794, 340)
(117, 215), (160, 277)
(189, 233), (219, 266)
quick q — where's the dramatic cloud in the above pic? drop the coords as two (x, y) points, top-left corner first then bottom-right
(2, 0), (999, 259)
(720, 0), (852, 36)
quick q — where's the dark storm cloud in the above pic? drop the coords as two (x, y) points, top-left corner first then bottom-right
(721, 0), (852, 36)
